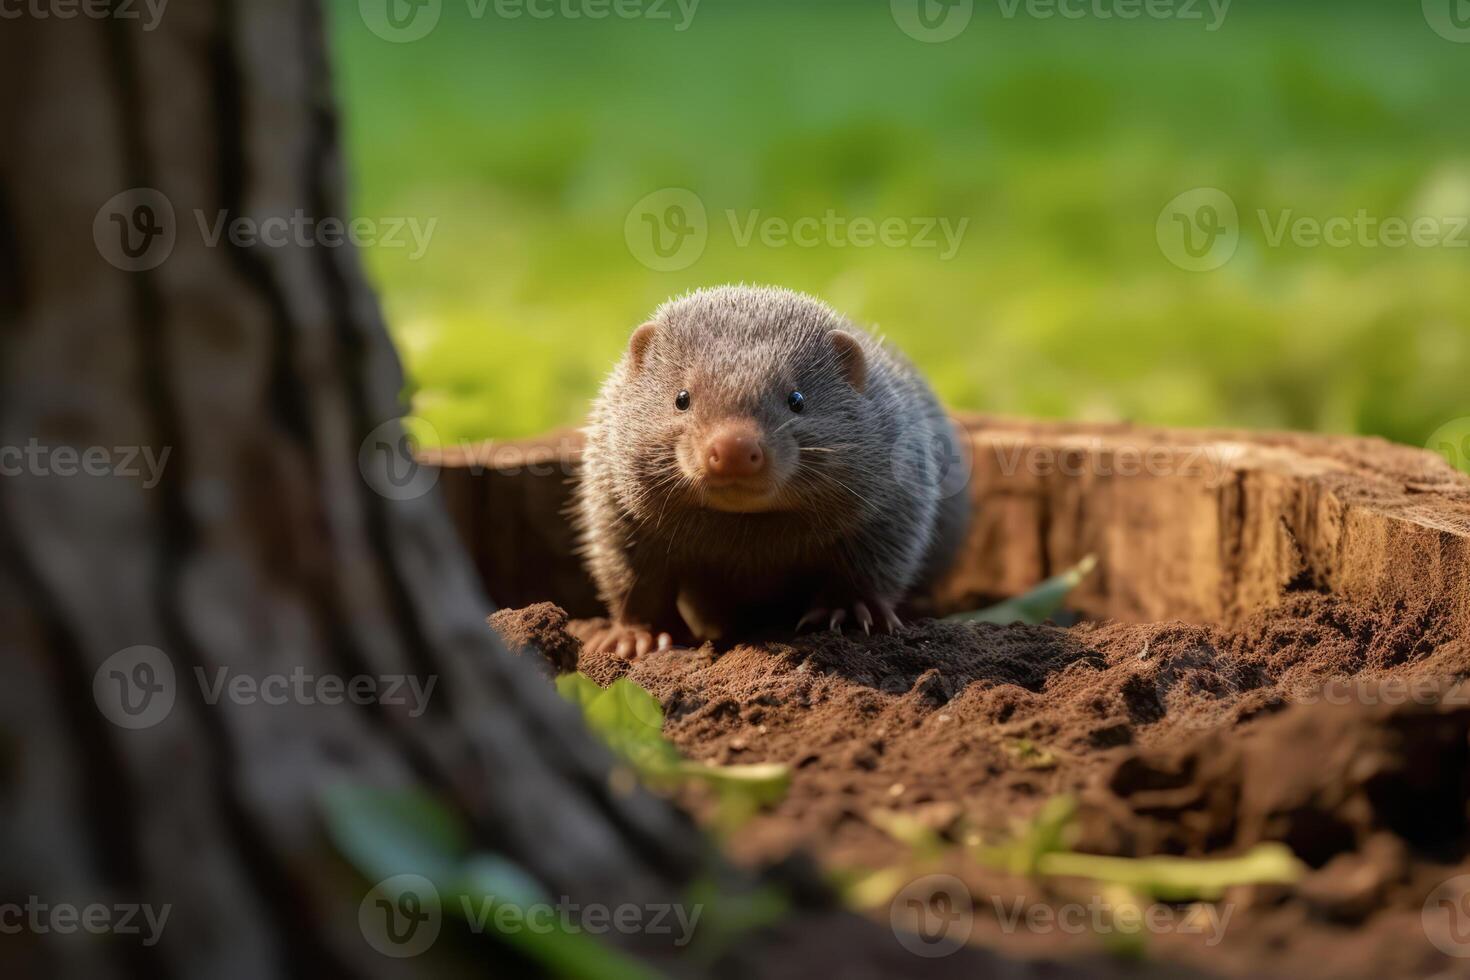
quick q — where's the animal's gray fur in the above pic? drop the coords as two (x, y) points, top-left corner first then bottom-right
(575, 284), (969, 643)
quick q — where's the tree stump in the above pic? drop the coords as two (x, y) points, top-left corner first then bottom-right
(428, 415), (1470, 633)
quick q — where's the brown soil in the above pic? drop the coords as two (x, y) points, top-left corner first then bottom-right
(458, 418), (1470, 976)
(491, 595), (1470, 979)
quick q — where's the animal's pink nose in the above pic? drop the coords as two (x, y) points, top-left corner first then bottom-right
(705, 429), (766, 479)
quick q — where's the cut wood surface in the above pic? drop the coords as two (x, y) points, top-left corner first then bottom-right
(425, 415), (1470, 632)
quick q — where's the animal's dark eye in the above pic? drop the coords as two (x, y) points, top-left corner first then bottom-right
(787, 390), (805, 413)
(674, 389), (691, 412)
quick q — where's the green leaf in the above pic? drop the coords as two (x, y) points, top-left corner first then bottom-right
(583, 678), (681, 777)
(557, 674), (791, 830)
(458, 853), (548, 908)
(456, 855), (661, 980)
(972, 794), (1304, 901)
(584, 678), (667, 741)
(1002, 738), (1059, 770)
(318, 783), (468, 886)
(841, 866), (915, 910)
(321, 786), (667, 980)
(679, 761), (792, 834)
(683, 875), (790, 965)
(971, 795), (1078, 876)
(865, 808), (946, 861)
(554, 672), (604, 711)
(949, 554), (1098, 625)
(1036, 842), (1304, 902)
(677, 761), (791, 798)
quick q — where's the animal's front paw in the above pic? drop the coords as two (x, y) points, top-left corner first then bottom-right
(571, 621), (673, 660)
(796, 596), (903, 635)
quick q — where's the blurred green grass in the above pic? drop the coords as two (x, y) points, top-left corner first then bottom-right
(329, 0), (1470, 456)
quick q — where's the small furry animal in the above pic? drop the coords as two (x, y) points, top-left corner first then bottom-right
(574, 285), (969, 657)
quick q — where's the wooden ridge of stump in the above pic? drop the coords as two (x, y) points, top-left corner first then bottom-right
(422, 414), (1470, 634)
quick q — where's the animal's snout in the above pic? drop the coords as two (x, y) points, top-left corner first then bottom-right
(704, 427), (766, 480)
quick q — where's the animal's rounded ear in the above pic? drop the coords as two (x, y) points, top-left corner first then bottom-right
(627, 322), (658, 373)
(826, 330), (867, 393)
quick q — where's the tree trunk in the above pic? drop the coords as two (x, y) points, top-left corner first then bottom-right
(0, 5), (787, 977)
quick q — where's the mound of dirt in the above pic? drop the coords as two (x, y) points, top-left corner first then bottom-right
(487, 601), (581, 674)
(490, 594), (1470, 977)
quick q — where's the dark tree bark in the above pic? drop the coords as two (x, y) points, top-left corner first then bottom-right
(0, 4), (1094, 978)
(0, 4), (756, 977)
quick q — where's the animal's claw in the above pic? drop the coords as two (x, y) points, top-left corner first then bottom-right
(796, 608), (829, 632)
(578, 623), (672, 661)
(797, 598), (902, 637)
